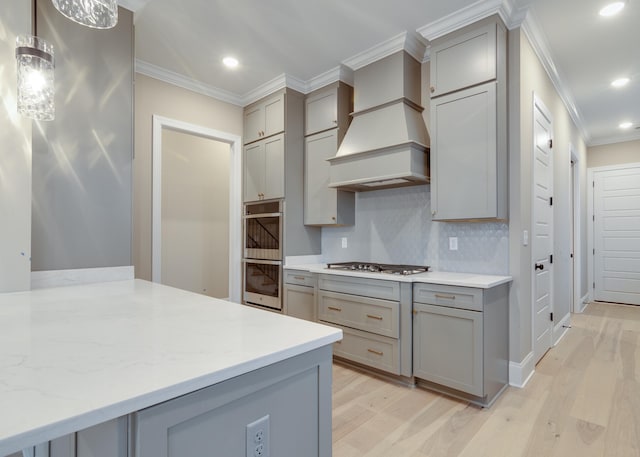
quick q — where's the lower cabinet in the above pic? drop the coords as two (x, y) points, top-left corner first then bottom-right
(412, 283), (509, 406)
(283, 269), (316, 322)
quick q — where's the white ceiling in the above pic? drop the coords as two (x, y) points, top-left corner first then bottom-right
(128, 0), (640, 146)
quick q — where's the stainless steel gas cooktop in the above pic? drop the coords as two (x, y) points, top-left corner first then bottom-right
(326, 262), (430, 276)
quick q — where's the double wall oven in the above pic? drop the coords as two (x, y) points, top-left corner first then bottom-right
(242, 200), (283, 311)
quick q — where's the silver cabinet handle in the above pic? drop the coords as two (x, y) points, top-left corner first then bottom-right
(435, 293), (456, 300)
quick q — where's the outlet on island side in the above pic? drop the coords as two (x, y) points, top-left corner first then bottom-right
(341, 237), (348, 249)
(449, 237), (458, 251)
(246, 415), (270, 457)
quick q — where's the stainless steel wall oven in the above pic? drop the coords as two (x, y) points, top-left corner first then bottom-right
(242, 201), (283, 310)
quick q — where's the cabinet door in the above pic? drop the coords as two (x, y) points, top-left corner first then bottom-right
(284, 284), (315, 322)
(413, 303), (483, 396)
(305, 88), (337, 135)
(305, 131), (338, 225)
(263, 134), (285, 200)
(244, 104), (263, 144)
(263, 92), (285, 138)
(244, 142), (265, 202)
(430, 21), (497, 97)
(431, 82), (497, 220)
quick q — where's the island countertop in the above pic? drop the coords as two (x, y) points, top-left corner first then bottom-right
(0, 279), (342, 456)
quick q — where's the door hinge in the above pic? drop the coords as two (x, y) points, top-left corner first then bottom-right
(593, 181), (595, 188)
(550, 312), (554, 322)
(549, 197), (553, 206)
(593, 248), (596, 255)
(593, 281), (596, 289)
(570, 253), (574, 258)
(593, 215), (595, 221)
(548, 139), (553, 149)
(550, 254), (553, 264)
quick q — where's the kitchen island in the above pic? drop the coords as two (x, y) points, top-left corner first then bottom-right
(0, 280), (341, 457)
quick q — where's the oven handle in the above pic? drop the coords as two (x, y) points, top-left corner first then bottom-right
(244, 212), (282, 219)
(242, 259), (282, 266)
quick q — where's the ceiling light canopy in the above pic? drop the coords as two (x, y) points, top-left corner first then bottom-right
(15, 34), (55, 121)
(222, 56), (239, 69)
(599, 1), (625, 16)
(611, 77), (630, 88)
(52, 0), (118, 29)
(619, 121), (633, 129)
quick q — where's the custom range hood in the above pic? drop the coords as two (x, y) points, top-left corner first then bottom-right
(328, 50), (430, 191)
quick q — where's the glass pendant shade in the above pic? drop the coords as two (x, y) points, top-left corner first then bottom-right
(16, 35), (55, 121)
(51, 0), (118, 29)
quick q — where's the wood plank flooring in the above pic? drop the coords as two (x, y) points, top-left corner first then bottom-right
(332, 302), (640, 457)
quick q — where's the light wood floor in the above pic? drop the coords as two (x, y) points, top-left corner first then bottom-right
(332, 302), (640, 457)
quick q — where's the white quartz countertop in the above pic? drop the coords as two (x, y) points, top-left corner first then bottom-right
(285, 264), (512, 289)
(0, 280), (342, 456)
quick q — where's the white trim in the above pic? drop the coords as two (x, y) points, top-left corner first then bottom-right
(151, 115), (242, 303)
(135, 60), (244, 106)
(578, 293), (590, 313)
(342, 31), (428, 71)
(532, 93), (554, 366)
(31, 267), (134, 290)
(553, 313), (571, 346)
(570, 145), (583, 313)
(509, 352), (535, 388)
(520, 13), (590, 145)
(306, 65), (354, 93)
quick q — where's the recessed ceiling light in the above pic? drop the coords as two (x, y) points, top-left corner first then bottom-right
(619, 121), (633, 129)
(611, 77), (630, 88)
(222, 56), (239, 69)
(599, 1), (625, 16)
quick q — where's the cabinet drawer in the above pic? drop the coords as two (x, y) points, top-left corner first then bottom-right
(318, 274), (400, 301)
(332, 326), (400, 375)
(413, 283), (483, 311)
(284, 269), (315, 287)
(318, 290), (398, 338)
(284, 284), (315, 322)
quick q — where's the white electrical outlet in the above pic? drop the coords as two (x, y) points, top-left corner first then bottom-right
(246, 415), (270, 457)
(341, 237), (348, 249)
(523, 230), (529, 246)
(449, 237), (458, 251)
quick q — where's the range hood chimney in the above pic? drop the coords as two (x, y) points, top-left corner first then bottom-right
(328, 50), (430, 191)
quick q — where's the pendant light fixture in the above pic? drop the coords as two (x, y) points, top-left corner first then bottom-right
(15, 35), (55, 121)
(51, 0), (118, 29)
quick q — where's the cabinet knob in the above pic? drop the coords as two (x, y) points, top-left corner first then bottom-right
(333, 120), (338, 124)
(431, 210), (436, 216)
(331, 216), (336, 221)
(430, 86), (435, 93)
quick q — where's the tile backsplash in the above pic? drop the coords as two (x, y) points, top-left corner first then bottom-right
(321, 185), (509, 275)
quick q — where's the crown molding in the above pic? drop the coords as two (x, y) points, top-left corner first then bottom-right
(342, 31), (428, 71)
(520, 13), (591, 144)
(240, 74), (288, 106)
(587, 131), (640, 148)
(306, 65), (354, 93)
(135, 60), (244, 106)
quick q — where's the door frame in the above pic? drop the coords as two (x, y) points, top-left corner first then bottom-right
(531, 93), (554, 365)
(587, 161), (640, 304)
(151, 115), (242, 303)
(570, 145), (584, 313)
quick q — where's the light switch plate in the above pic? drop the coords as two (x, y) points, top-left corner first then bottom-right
(341, 237), (348, 249)
(523, 230), (529, 246)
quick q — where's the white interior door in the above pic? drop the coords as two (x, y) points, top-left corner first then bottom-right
(532, 96), (554, 364)
(593, 165), (640, 305)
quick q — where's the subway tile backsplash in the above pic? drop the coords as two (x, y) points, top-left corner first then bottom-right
(321, 185), (509, 275)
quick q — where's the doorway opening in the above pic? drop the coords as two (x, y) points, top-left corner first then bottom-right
(151, 115), (242, 302)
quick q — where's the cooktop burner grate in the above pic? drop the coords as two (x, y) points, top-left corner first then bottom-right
(326, 262), (430, 275)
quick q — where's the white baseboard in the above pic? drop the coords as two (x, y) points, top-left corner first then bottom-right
(553, 313), (571, 346)
(578, 293), (590, 313)
(509, 352), (535, 388)
(31, 266), (135, 290)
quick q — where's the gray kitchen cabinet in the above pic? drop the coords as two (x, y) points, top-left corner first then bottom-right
(243, 133), (284, 202)
(304, 130), (355, 225)
(317, 274), (412, 378)
(244, 91), (285, 145)
(135, 347), (333, 457)
(412, 282), (509, 406)
(429, 19), (499, 97)
(305, 82), (352, 136)
(283, 269), (316, 322)
(429, 15), (507, 221)
(35, 417), (129, 457)
(303, 82), (354, 226)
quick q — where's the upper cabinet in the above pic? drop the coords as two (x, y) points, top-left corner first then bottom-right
(303, 82), (355, 226)
(429, 21), (498, 98)
(429, 16), (507, 221)
(244, 133), (284, 202)
(244, 91), (285, 145)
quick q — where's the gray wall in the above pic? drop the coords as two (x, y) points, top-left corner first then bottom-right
(0, 0), (32, 292)
(321, 185), (509, 275)
(31, 2), (133, 271)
